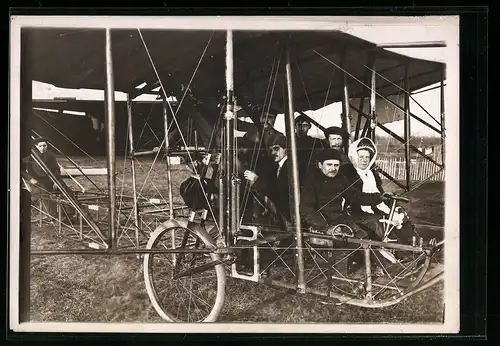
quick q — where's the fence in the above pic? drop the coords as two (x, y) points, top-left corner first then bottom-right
(376, 155), (444, 182)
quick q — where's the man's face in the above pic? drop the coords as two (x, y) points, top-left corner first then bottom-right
(327, 134), (344, 150)
(318, 159), (340, 178)
(260, 113), (276, 129)
(357, 149), (372, 170)
(35, 141), (48, 154)
(295, 122), (311, 137)
(269, 145), (286, 163)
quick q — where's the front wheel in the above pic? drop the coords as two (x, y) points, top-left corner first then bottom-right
(143, 219), (226, 322)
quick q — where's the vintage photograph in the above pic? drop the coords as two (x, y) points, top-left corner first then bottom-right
(9, 15), (459, 333)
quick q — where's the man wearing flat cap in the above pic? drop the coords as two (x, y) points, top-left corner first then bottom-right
(299, 148), (387, 239)
(22, 137), (63, 221)
(294, 114), (321, 183)
(323, 126), (350, 163)
(22, 137), (61, 192)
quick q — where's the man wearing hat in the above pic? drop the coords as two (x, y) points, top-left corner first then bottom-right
(243, 132), (291, 226)
(322, 126), (350, 163)
(299, 148), (386, 237)
(22, 137), (63, 221)
(294, 114), (321, 182)
(300, 147), (394, 274)
(22, 137), (61, 193)
(243, 111), (282, 149)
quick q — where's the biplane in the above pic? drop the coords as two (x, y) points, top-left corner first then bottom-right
(17, 20), (446, 323)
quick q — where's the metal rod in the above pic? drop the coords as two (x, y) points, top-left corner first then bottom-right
(369, 61), (377, 141)
(32, 130), (102, 192)
(340, 51), (352, 150)
(354, 66), (368, 140)
(297, 110), (326, 132)
(376, 167), (408, 190)
(172, 259), (225, 279)
(375, 41), (447, 48)
(162, 97), (174, 219)
(126, 94), (140, 247)
(104, 28), (117, 248)
(384, 97), (441, 135)
(411, 83), (446, 95)
(364, 246), (373, 299)
(31, 248), (215, 256)
(404, 64), (411, 191)
(349, 104), (443, 167)
(218, 128), (225, 243)
(131, 148), (208, 157)
(302, 231), (431, 252)
(365, 64), (442, 127)
(30, 149), (107, 243)
(440, 66), (446, 166)
(225, 30), (235, 244)
(284, 43), (306, 294)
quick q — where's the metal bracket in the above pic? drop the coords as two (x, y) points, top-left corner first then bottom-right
(231, 225), (260, 282)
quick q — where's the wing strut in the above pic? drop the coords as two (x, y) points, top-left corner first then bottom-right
(104, 28), (117, 249)
(284, 41), (306, 294)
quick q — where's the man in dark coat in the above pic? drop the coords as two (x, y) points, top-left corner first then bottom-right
(22, 137), (61, 192)
(242, 132), (291, 228)
(299, 148), (392, 274)
(322, 126), (350, 164)
(294, 114), (321, 183)
(22, 137), (63, 220)
(179, 153), (218, 212)
(299, 148), (386, 239)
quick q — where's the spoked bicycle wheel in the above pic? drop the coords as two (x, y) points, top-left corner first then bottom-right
(143, 219), (226, 322)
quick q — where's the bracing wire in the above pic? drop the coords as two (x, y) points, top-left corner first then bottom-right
(137, 29), (221, 234)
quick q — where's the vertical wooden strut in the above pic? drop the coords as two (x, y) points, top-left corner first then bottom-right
(225, 29), (235, 245)
(404, 63), (411, 191)
(126, 94), (140, 247)
(341, 51), (352, 151)
(104, 28), (117, 248)
(284, 42), (306, 294)
(162, 96), (174, 219)
(369, 61), (377, 141)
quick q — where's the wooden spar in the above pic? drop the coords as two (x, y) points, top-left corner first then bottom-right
(404, 64), (411, 191)
(104, 28), (117, 248)
(284, 42), (306, 294)
(162, 97), (174, 219)
(225, 30), (235, 244)
(341, 51), (352, 151)
(369, 60), (377, 140)
(126, 94), (140, 247)
(354, 64), (371, 140)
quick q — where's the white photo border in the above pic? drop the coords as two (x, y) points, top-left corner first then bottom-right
(9, 15), (460, 334)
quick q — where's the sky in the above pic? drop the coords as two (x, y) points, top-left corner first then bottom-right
(31, 16), (457, 139)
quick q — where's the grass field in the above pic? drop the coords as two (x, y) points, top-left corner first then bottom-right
(28, 156), (445, 324)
